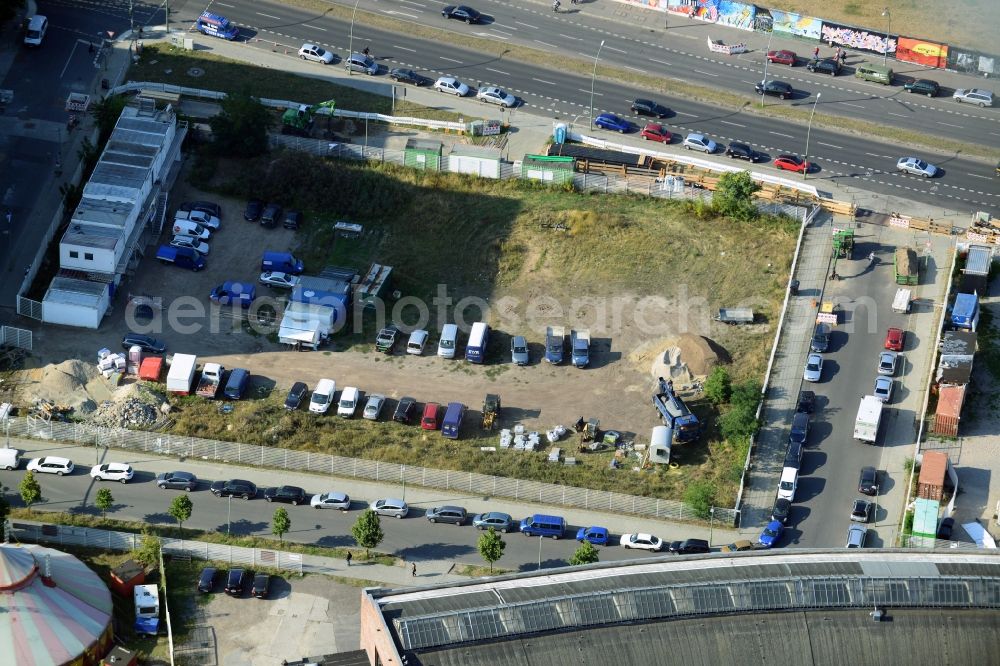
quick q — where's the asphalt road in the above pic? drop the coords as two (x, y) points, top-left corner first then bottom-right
(0, 450), (683, 568)
(179, 0), (1000, 214)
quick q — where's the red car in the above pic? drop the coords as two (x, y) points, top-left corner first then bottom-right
(640, 123), (672, 143)
(421, 403), (440, 430)
(774, 154), (809, 173)
(884, 327), (905, 351)
(767, 50), (797, 66)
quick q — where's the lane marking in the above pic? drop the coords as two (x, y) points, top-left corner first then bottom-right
(840, 102), (864, 108)
(648, 58), (671, 66)
(533, 77), (557, 86)
(605, 46), (626, 54)
(693, 69), (719, 77)
(486, 67), (511, 76)
(817, 142), (843, 149)
(559, 34), (581, 41)
(937, 121), (962, 128)
(515, 21), (538, 29)
(769, 131), (793, 138)
(440, 56), (463, 63)
(394, 45), (417, 52)
(721, 120), (746, 128)
(256, 12), (281, 19)
(307, 24), (327, 32)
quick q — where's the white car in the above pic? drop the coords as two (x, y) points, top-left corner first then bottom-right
(298, 43), (334, 64)
(952, 88), (993, 107)
(434, 76), (470, 96)
(620, 533), (663, 551)
(170, 235), (210, 255)
(259, 271), (300, 289)
(27, 456), (74, 476)
(363, 394), (385, 420)
(406, 329), (428, 355)
(873, 376), (893, 403)
(476, 86), (516, 108)
(896, 157), (937, 178)
(309, 378), (336, 414)
(682, 133), (717, 154)
(877, 351), (898, 376)
(803, 353), (823, 382)
(310, 491), (351, 510)
(90, 462), (134, 483)
(177, 209), (220, 230)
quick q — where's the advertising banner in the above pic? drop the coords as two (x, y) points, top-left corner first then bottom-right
(895, 37), (948, 69)
(716, 0), (755, 31)
(821, 21), (896, 56)
(769, 10), (821, 41)
(946, 48), (997, 77)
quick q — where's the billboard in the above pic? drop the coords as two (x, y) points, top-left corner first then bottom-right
(946, 48), (997, 77)
(895, 37), (948, 69)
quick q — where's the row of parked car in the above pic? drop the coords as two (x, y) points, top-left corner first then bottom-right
(197, 565), (271, 599)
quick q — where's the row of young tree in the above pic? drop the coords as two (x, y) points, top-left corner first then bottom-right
(11, 471), (604, 570)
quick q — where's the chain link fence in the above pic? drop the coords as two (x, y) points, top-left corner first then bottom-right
(8, 416), (736, 525)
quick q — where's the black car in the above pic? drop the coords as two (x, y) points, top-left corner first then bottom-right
(225, 568), (248, 596)
(260, 203), (282, 228)
(197, 567), (217, 593)
(283, 210), (302, 230)
(789, 412), (809, 445)
(725, 141), (759, 162)
(390, 68), (430, 86)
(179, 200), (222, 220)
(937, 517), (955, 540)
(630, 98), (670, 118)
(156, 470), (198, 491)
(755, 80), (794, 99)
(263, 485), (307, 505)
(810, 323), (830, 353)
(851, 498), (872, 523)
(667, 538), (710, 554)
(904, 78), (940, 97)
(393, 396), (417, 424)
(771, 497), (791, 524)
(441, 4), (481, 23)
(244, 198), (263, 222)
(783, 440), (803, 469)
(858, 466), (879, 496)
(796, 390), (815, 413)
(210, 479), (258, 499)
(806, 57), (841, 76)
(285, 382), (308, 410)
(252, 573), (270, 599)
(121, 333), (166, 354)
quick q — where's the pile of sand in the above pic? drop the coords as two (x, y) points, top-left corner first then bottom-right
(24, 359), (114, 414)
(644, 333), (730, 383)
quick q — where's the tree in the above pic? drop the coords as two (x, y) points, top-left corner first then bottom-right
(271, 507), (291, 544)
(19, 471), (41, 512)
(0, 492), (9, 542)
(90, 94), (128, 144)
(712, 170), (761, 222)
(168, 495), (194, 534)
(95, 487), (114, 520)
(132, 528), (161, 568)
(703, 366), (732, 405)
(569, 540), (600, 566)
(477, 527), (506, 573)
(208, 88), (272, 158)
(684, 480), (716, 520)
(351, 508), (384, 558)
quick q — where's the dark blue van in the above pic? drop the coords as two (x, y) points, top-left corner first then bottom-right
(195, 12), (239, 40)
(260, 251), (304, 275)
(224, 368), (250, 400)
(210, 281), (256, 308)
(156, 245), (205, 271)
(441, 402), (465, 439)
(519, 514), (566, 539)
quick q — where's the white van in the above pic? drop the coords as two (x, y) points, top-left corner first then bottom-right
(24, 15), (48, 47)
(437, 324), (458, 358)
(309, 378), (336, 414)
(777, 466), (798, 501)
(407, 329), (428, 355)
(172, 219), (211, 240)
(338, 386), (359, 417)
(0, 447), (21, 470)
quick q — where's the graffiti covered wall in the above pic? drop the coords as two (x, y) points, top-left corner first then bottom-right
(896, 37), (948, 69)
(716, 0), (755, 31)
(692, 0), (720, 22)
(769, 10), (821, 41)
(947, 48), (997, 77)
(821, 22), (896, 55)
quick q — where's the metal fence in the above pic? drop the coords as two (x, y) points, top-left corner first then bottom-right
(8, 416), (737, 525)
(0, 326), (32, 351)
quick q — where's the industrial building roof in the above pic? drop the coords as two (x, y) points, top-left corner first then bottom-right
(44, 276), (108, 306)
(939, 330), (977, 356)
(62, 221), (121, 250)
(964, 244), (993, 276)
(70, 197), (135, 230)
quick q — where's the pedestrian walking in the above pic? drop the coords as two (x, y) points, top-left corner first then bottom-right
(835, 47), (841, 60)
(411, 562), (417, 577)
(813, 46), (820, 59)
(346, 551), (353, 567)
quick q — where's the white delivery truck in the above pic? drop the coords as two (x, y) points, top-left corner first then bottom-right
(892, 288), (911, 314)
(166, 353), (198, 395)
(853, 395), (883, 443)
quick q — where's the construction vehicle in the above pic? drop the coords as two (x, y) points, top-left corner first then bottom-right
(832, 227), (854, 259)
(894, 247), (919, 285)
(482, 394), (501, 430)
(651, 377), (701, 443)
(281, 99), (336, 137)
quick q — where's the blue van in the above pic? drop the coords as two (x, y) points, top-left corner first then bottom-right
(223, 368), (250, 399)
(465, 322), (489, 363)
(196, 12), (239, 40)
(210, 281), (256, 308)
(260, 251), (304, 275)
(156, 245), (205, 271)
(441, 402), (465, 439)
(519, 514), (565, 539)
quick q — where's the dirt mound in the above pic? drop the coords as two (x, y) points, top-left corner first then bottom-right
(638, 333), (730, 383)
(23, 360), (112, 413)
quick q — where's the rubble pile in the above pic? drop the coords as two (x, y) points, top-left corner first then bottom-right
(89, 397), (159, 428)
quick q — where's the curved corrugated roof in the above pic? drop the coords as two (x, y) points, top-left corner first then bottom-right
(0, 544), (112, 666)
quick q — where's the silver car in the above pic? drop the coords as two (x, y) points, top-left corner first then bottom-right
(511, 335), (529, 365)
(363, 394), (385, 420)
(952, 88), (993, 107)
(345, 52), (378, 75)
(877, 351), (898, 376)
(170, 235), (210, 255)
(476, 86), (516, 108)
(472, 511), (514, 532)
(803, 353), (823, 382)
(846, 524), (867, 548)
(298, 43), (334, 64)
(371, 497), (409, 518)
(873, 376), (893, 402)
(311, 491), (351, 510)
(434, 76), (469, 96)
(682, 133), (717, 154)
(896, 157), (937, 178)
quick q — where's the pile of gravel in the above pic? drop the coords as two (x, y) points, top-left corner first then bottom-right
(89, 396), (160, 428)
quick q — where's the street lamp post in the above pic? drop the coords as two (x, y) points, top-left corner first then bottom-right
(589, 40), (606, 130)
(881, 7), (891, 67)
(803, 92), (821, 180)
(348, 0), (362, 76)
(760, 28), (775, 107)
(227, 495), (232, 535)
(538, 535), (543, 570)
(401, 465), (406, 502)
(709, 507), (715, 546)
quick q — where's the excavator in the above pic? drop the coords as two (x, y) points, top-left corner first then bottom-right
(281, 99), (336, 137)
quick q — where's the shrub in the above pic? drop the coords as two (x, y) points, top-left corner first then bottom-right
(684, 481), (716, 519)
(704, 366), (732, 404)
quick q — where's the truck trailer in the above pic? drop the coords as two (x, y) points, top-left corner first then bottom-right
(652, 377), (701, 443)
(166, 354), (197, 395)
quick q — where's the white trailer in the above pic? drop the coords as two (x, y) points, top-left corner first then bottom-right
(166, 353), (197, 394)
(853, 395), (883, 443)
